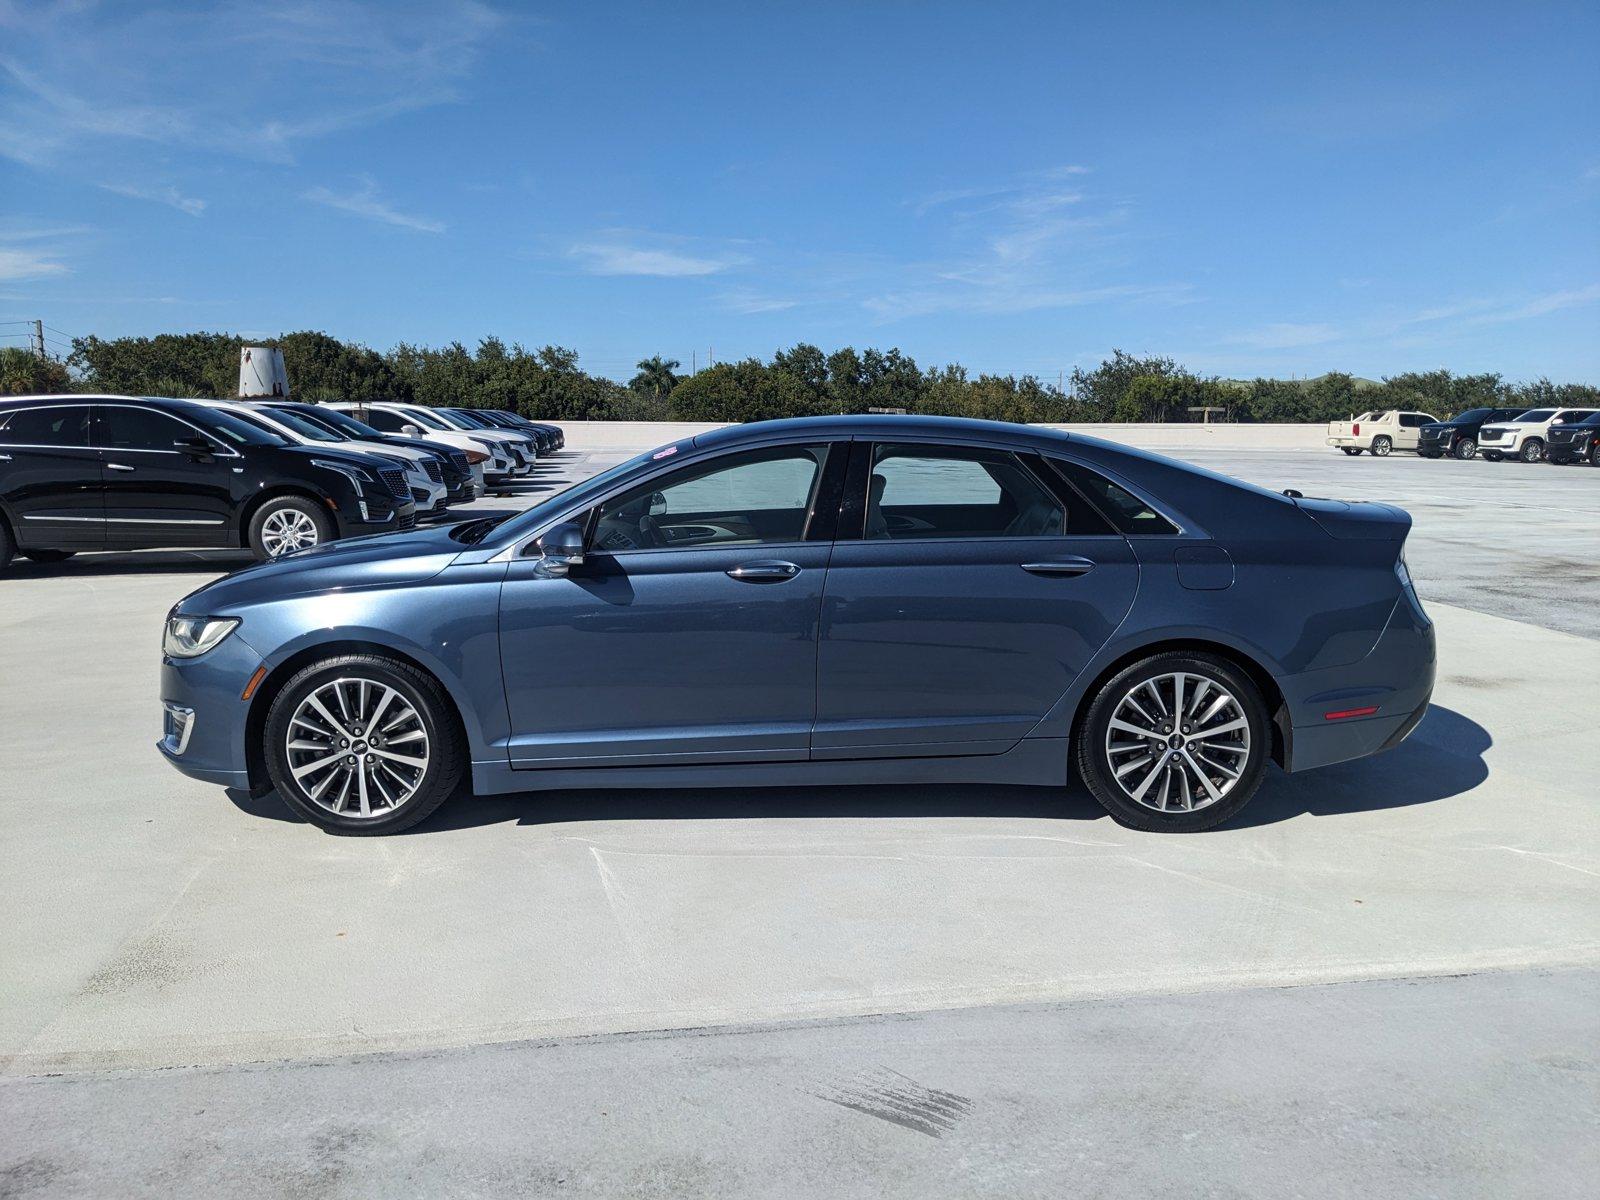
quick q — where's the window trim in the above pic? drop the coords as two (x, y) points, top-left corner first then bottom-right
(1042, 455), (1187, 538)
(0, 402), (96, 451)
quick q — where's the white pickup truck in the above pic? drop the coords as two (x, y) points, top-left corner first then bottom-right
(1326, 410), (1440, 456)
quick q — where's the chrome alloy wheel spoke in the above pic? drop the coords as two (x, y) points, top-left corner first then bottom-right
(1103, 672), (1251, 814)
(284, 677), (430, 819)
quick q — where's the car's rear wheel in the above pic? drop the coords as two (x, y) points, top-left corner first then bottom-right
(1341, 447), (1361, 456)
(1076, 652), (1270, 832)
(1452, 437), (1477, 460)
(1519, 438), (1545, 463)
(19, 549), (76, 563)
(249, 496), (333, 560)
(264, 654), (464, 835)
(1370, 436), (1392, 457)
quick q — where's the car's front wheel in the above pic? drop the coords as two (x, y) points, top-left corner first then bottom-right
(1519, 438), (1545, 463)
(1370, 436), (1392, 457)
(264, 654), (465, 835)
(248, 496), (334, 561)
(1591, 443), (1600, 467)
(1076, 652), (1270, 832)
(1452, 437), (1477, 460)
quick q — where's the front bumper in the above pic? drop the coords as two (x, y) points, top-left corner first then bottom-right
(156, 631), (261, 790)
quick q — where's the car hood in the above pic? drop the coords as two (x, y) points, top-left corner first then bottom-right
(178, 523), (471, 612)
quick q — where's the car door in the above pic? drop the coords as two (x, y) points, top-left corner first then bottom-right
(1396, 413), (1426, 449)
(0, 402), (103, 549)
(498, 440), (846, 768)
(813, 440), (1139, 759)
(96, 405), (237, 547)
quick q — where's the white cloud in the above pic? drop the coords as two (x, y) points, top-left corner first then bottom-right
(303, 179), (444, 233)
(99, 182), (207, 217)
(569, 234), (746, 277)
(0, 246), (68, 280)
(1227, 322), (1343, 350)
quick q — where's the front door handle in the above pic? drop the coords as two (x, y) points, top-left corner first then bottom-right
(1021, 557), (1095, 577)
(107, 462), (136, 472)
(727, 560), (801, 583)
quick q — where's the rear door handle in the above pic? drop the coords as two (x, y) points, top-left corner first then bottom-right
(1021, 557), (1095, 577)
(107, 462), (136, 472)
(727, 560), (801, 583)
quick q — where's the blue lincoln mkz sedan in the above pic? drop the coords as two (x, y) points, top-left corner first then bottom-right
(158, 415), (1435, 835)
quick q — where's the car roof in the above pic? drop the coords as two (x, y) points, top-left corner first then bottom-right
(692, 413), (1076, 452)
(0, 393), (223, 416)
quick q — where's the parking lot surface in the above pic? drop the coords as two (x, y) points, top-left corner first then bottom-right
(2, 434), (1596, 1194)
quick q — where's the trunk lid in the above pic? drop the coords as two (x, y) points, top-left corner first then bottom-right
(1290, 495), (1412, 541)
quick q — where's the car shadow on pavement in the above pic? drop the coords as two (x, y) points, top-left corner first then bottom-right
(230, 704), (1489, 834)
(6, 549), (258, 577)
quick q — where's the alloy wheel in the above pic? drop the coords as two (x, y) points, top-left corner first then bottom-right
(284, 677), (431, 819)
(260, 507), (322, 557)
(1103, 671), (1251, 814)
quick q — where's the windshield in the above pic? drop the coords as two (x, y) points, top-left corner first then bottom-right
(254, 407), (341, 441)
(1518, 409), (1555, 422)
(426, 409), (478, 431)
(292, 406), (384, 439)
(185, 406), (289, 446)
(449, 409), (493, 427)
(397, 407), (455, 431)
(1453, 408), (1492, 423)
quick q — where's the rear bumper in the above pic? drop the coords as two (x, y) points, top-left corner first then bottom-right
(1278, 590), (1436, 774)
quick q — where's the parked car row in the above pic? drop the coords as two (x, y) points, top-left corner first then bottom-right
(1329, 407), (1600, 464)
(0, 394), (565, 572)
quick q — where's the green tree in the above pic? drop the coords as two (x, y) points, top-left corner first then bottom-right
(0, 347), (72, 395)
(668, 359), (821, 422)
(629, 356), (682, 400)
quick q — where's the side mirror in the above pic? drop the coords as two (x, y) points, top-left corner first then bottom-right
(402, 424), (421, 436)
(534, 522), (585, 575)
(175, 436), (215, 462)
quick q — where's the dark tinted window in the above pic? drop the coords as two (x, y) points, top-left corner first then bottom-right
(593, 444), (830, 552)
(101, 406), (193, 450)
(1049, 458), (1179, 536)
(0, 405), (90, 446)
(867, 444), (1069, 540)
(1453, 408), (1493, 423)
(358, 407), (409, 433)
(3, 405), (82, 443)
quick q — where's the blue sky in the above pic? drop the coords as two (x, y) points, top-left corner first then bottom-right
(2, 0), (1597, 382)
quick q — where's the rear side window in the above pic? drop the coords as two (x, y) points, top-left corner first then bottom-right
(1048, 458), (1179, 536)
(867, 443), (1079, 539)
(100, 406), (196, 450)
(0, 405), (90, 446)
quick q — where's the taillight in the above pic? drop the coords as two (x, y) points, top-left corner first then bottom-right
(1353, 422), (1360, 436)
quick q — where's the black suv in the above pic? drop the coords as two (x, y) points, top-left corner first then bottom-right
(1545, 411), (1600, 465)
(1416, 407), (1529, 460)
(0, 394), (416, 571)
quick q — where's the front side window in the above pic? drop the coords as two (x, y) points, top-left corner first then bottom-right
(100, 406), (194, 450)
(591, 444), (831, 552)
(0, 405), (90, 447)
(866, 444), (1066, 539)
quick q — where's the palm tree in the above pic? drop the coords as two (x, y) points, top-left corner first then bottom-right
(630, 356), (681, 399)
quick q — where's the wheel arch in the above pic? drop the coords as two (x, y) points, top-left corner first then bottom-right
(1063, 637), (1291, 772)
(244, 638), (470, 796)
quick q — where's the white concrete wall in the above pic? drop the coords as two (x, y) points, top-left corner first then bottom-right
(549, 420), (1326, 452)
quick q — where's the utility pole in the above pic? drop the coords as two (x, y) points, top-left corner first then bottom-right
(32, 319), (46, 361)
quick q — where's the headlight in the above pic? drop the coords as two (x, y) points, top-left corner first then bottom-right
(312, 458), (373, 486)
(164, 614), (240, 659)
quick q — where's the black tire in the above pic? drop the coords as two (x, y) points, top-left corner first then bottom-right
(1483, 451), (1503, 462)
(264, 653), (465, 835)
(1370, 436), (1392, 457)
(247, 495), (334, 561)
(1591, 443), (1600, 467)
(0, 520), (13, 573)
(1452, 437), (1476, 460)
(1075, 652), (1271, 833)
(1519, 438), (1544, 463)
(19, 549), (76, 563)
(1341, 447), (1362, 456)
